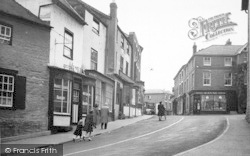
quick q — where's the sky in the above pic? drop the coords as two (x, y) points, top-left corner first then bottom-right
(81, 0), (248, 92)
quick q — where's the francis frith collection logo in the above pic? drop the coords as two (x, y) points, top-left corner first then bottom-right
(188, 13), (237, 41)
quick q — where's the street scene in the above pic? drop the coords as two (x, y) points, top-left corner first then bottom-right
(1, 0), (250, 156)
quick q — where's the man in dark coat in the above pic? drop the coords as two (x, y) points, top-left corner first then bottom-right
(158, 102), (165, 121)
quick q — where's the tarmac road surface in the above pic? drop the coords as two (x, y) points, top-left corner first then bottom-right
(63, 115), (227, 156)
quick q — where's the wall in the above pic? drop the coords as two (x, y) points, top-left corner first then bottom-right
(0, 14), (50, 138)
(82, 10), (106, 73)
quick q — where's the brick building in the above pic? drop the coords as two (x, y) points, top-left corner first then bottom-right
(173, 41), (246, 115)
(0, 0), (51, 140)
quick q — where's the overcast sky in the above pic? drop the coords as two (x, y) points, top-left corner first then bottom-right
(81, 0), (248, 92)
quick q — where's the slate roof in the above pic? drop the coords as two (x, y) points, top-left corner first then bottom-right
(195, 45), (243, 56)
(52, 0), (86, 25)
(0, 0), (50, 28)
(67, 0), (110, 25)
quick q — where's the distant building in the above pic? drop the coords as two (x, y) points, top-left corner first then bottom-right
(0, 0), (51, 140)
(173, 41), (247, 115)
(144, 89), (173, 115)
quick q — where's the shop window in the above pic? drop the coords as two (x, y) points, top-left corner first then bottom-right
(82, 85), (93, 115)
(106, 84), (113, 112)
(201, 95), (226, 111)
(224, 73), (232, 86)
(224, 57), (232, 66)
(203, 57), (211, 66)
(91, 48), (98, 70)
(0, 23), (12, 45)
(63, 29), (73, 59)
(203, 72), (211, 86)
(53, 78), (72, 114)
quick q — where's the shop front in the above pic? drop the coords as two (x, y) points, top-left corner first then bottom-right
(85, 70), (115, 121)
(190, 90), (237, 114)
(48, 66), (95, 131)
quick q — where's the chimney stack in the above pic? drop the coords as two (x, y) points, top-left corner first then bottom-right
(225, 39), (232, 45)
(110, 1), (117, 19)
(193, 42), (197, 54)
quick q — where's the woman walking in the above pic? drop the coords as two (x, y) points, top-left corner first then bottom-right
(83, 111), (94, 141)
(100, 102), (109, 129)
(73, 118), (83, 142)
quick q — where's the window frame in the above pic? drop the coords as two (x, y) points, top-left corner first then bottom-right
(63, 28), (74, 60)
(203, 57), (211, 66)
(92, 18), (100, 35)
(120, 56), (124, 72)
(224, 57), (232, 66)
(0, 21), (13, 45)
(121, 35), (124, 49)
(91, 48), (98, 70)
(203, 72), (211, 86)
(0, 74), (14, 107)
(53, 78), (72, 115)
(224, 73), (232, 86)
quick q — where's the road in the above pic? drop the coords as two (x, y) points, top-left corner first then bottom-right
(63, 115), (227, 156)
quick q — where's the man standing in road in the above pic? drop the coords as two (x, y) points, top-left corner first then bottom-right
(158, 102), (165, 121)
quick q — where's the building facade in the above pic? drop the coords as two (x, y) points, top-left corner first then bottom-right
(173, 42), (246, 115)
(144, 90), (173, 115)
(0, 0), (51, 140)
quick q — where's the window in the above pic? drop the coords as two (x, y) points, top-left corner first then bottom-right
(203, 72), (211, 86)
(0, 74), (14, 107)
(120, 56), (124, 72)
(92, 18), (99, 34)
(224, 73), (232, 86)
(53, 78), (72, 114)
(64, 29), (73, 59)
(121, 35), (124, 49)
(0, 23), (12, 45)
(203, 57), (211, 66)
(148, 96), (151, 100)
(127, 42), (130, 55)
(224, 57), (232, 66)
(125, 62), (129, 75)
(91, 48), (98, 70)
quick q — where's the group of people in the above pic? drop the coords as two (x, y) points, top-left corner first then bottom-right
(157, 101), (166, 121)
(73, 103), (110, 142)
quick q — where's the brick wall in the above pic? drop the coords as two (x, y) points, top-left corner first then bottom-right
(0, 14), (50, 138)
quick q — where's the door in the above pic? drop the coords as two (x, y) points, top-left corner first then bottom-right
(72, 81), (80, 124)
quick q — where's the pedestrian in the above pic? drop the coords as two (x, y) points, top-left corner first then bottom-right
(100, 102), (109, 129)
(158, 101), (165, 121)
(73, 118), (83, 142)
(93, 104), (99, 128)
(83, 110), (94, 141)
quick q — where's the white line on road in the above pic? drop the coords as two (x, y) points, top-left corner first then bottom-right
(173, 117), (229, 156)
(64, 117), (184, 156)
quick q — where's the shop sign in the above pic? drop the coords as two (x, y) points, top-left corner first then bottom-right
(63, 63), (85, 74)
(188, 12), (237, 41)
(56, 95), (65, 100)
(196, 92), (225, 95)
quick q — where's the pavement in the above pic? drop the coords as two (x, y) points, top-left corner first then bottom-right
(0, 115), (153, 153)
(175, 114), (250, 156)
(1, 114), (250, 156)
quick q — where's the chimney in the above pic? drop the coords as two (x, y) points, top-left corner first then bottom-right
(110, 1), (117, 19)
(193, 42), (197, 54)
(225, 39), (232, 45)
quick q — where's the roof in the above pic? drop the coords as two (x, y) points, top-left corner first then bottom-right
(52, 0), (86, 25)
(195, 45), (242, 56)
(145, 89), (172, 94)
(67, 0), (109, 25)
(0, 0), (50, 28)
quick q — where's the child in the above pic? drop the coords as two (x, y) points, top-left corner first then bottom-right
(83, 110), (94, 141)
(73, 118), (83, 142)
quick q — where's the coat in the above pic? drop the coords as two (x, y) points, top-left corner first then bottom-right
(93, 107), (99, 124)
(158, 104), (165, 116)
(83, 114), (94, 133)
(100, 106), (109, 123)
